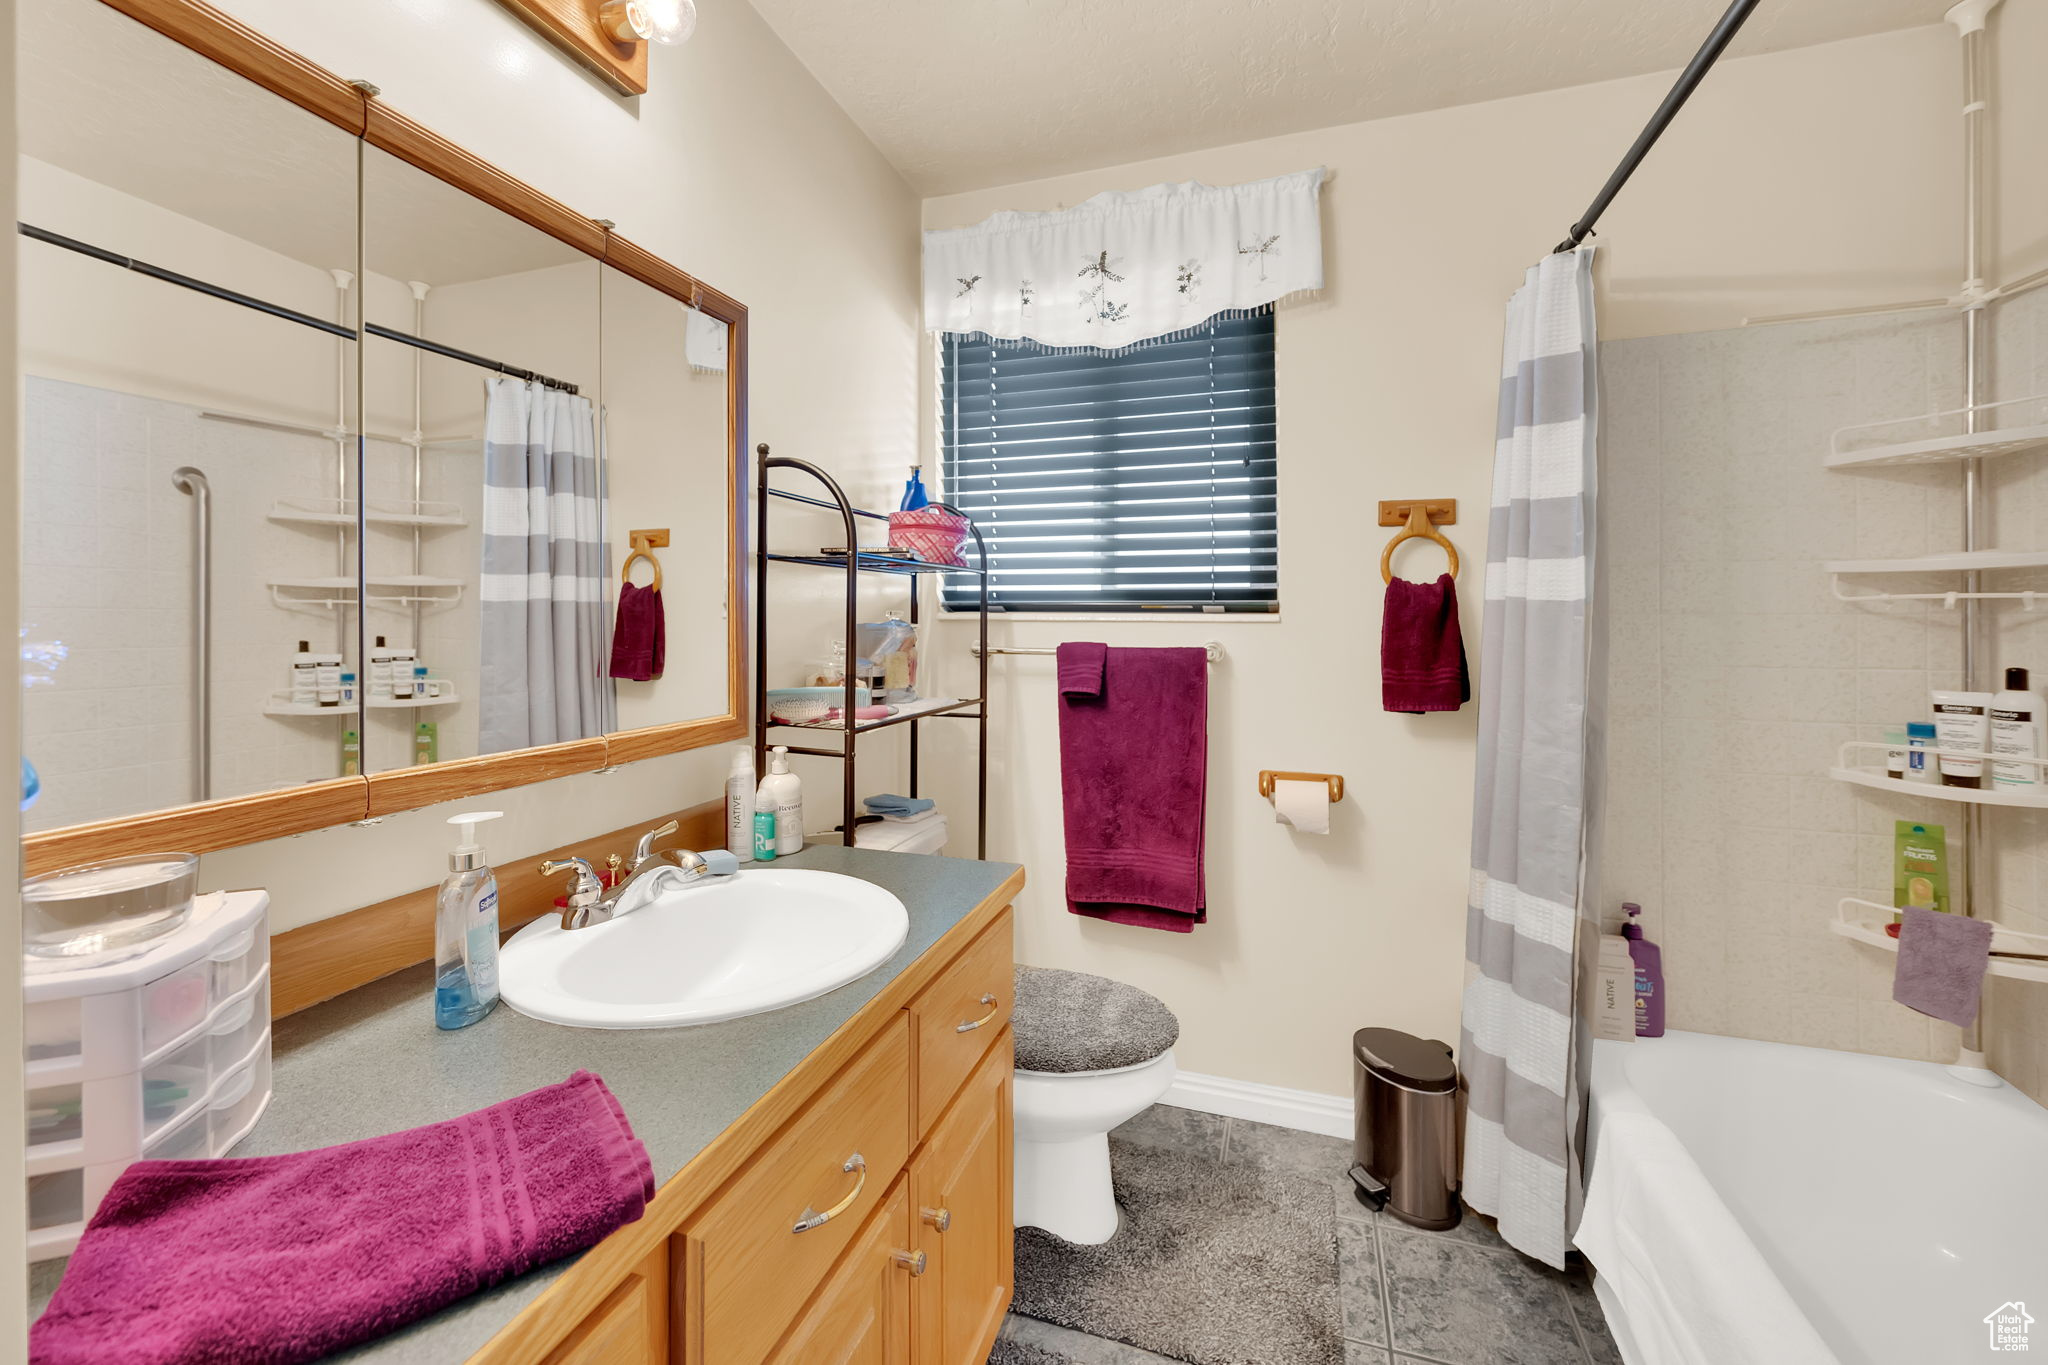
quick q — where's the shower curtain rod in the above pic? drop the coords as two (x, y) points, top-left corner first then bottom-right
(1550, 0), (1762, 254)
(17, 222), (580, 395)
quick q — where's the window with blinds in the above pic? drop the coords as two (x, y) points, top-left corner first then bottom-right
(938, 313), (1277, 612)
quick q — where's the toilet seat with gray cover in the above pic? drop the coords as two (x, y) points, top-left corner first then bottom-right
(1011, 965), (1179, 1074)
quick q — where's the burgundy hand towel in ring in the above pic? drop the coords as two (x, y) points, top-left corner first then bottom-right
(1057, 643), (1208, 933)
(31, 1071), (654, 1365)
(1382, 573), (1470, 714)
(609, 581), (665, 681)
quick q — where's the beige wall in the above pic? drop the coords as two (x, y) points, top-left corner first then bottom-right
(172, 0), (921, 931)
(916, 20), (2023, 1097)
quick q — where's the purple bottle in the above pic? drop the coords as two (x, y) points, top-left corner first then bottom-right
(1621, 903), (1665, 1038)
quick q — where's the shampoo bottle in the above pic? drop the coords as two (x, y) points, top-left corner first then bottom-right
(727, 747), (757, 860)
(758, 745), (804, 856)
(435, 811), (503, 1030)
(1990, 667), (2044, 789)
(1621, 903), (1664, 1038)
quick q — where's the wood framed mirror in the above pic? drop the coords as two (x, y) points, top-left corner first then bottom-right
(18, 0), (748, 875)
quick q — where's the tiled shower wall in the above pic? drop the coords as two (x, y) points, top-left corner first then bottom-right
(1598, 285), (2048, 1102)
(21, 377), (349, 831)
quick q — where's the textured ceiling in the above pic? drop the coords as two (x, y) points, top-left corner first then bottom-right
(748, 0), (1954, 195)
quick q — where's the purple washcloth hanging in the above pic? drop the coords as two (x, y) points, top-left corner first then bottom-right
(1382, 573), (1470, 714)
(1057, 643), (1208, 933)
(31, 1072), (654, 1365)
(1892, 905), (1994, 1027)
(609, 581), (665, 681)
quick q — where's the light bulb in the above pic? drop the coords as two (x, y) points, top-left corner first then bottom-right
(638, 0), (696, 44)
(598, 0), (694, 45)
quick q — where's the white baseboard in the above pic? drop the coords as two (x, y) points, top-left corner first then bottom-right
(1159, 1069), (1353, 1139)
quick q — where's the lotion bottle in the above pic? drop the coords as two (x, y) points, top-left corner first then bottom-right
(435, 811), (503, 1030)
(1990, 667), (2044, 789)
(726, 747), (757, 860)
(757, 745), (804, 856)
(1621, 903), (1665, 1038)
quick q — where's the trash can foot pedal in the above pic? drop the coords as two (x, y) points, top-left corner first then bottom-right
(1348, 1163), (1389, 1211)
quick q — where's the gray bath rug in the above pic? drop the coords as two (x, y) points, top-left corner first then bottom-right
(987, 1336), (1078, 1365)
(1011, 1137), (1342, 1365)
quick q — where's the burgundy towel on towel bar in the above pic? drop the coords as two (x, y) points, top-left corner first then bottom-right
(1058, 641), (1106, 699)
(31, 1071), (654, 1365)
(1382, 573), (1469, 714)
(1057, 643), (1208, 933)
(609, 581), (665, 681)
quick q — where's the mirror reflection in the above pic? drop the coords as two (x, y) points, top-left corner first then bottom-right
(361, 146), (604, 768)
(16, 0), (740, 837)
(16, 0), (362, 831)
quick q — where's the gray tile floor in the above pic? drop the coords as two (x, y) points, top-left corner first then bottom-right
(997, 1105), (1621, 1365)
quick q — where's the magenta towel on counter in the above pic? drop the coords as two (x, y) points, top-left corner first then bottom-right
(31, 1071), (654, 1365)
(1382, 574), (1470, 714)
(1057, 643), (1208, 933)
(1893, 905), (1994, 1027)
(608, 582), (665, 681)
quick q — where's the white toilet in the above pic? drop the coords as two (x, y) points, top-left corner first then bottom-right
(1010, 965), (1180, 1245)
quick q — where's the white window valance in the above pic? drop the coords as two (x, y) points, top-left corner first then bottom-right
(922, 167), (1325, 353)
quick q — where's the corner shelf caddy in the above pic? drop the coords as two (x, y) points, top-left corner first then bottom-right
(754, 445), (990, 856)
(1831, 899), (2048, 983)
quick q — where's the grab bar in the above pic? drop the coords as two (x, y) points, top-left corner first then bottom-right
(171, 467), (211, 802)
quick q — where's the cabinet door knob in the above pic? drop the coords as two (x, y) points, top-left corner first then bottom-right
(920, 1206), (951, 1232)
(892, 1249), (928, 1276)
(956, 993), (1000, 1033)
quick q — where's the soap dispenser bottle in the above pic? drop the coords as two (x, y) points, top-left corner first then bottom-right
(757, 745), (804, 856)
(436, 811), (504, 1030)
(1621, 903), (1664, 1038)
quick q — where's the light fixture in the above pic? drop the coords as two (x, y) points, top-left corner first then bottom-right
(598, 0), (695, 45)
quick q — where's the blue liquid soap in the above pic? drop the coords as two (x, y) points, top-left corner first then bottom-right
(435, 811), (503, 1030)
(436, 961), (495, 1029)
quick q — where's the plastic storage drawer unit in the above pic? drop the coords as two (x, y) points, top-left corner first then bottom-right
(23, 889), (273, 1261)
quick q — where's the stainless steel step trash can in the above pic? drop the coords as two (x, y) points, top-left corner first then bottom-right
(1350, 1027), (1461, 1230)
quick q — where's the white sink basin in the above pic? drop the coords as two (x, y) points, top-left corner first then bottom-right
(498, 868), (909, 1029)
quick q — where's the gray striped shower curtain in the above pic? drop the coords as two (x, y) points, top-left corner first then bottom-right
(1459, 247), (1600, 1270)
(479, 376), (615, 755)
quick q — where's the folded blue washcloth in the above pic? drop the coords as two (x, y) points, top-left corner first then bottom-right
(863, 793), (935, 817)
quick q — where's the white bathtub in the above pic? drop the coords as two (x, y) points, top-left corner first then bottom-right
(1579, 1031), (2048, 1365)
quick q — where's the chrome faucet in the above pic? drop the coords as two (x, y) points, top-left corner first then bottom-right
(539, 819), (739, 931)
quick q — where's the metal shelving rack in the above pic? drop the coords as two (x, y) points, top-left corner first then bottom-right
(754, 445), (990, 856)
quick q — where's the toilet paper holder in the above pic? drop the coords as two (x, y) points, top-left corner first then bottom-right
(1258, 770), (1344, 804)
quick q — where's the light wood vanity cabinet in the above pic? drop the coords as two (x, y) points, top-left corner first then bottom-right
(541, 1244), (671, 1365)
(477, 896), (1018, 1365)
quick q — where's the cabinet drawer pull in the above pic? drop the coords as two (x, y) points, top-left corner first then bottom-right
(955, 994), (1000, 1033)
(791, 1152), (866, 1234)
(920, 1206), (951, 1232)
(892, 1249), (928, 1276)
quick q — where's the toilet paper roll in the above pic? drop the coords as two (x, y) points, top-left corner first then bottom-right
(1271, 779), (1330, 834)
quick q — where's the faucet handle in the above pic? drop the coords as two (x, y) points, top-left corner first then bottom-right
(631, 819), (681, 868)
(540, 857), (606, 930)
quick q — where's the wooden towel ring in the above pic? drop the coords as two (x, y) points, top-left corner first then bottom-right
(1378, 499), (1459, 585)
(623, 528), (668, 593)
